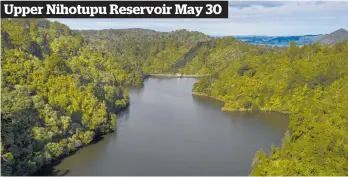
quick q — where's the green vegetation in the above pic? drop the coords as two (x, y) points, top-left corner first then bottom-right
(1, 19), (130, 175)
(78, 28), (210, 74)
(178, 37), (278, 74)
(1, 19), (210, 176)
(193, 40), (348, 175)
(1, 19), (347, 175)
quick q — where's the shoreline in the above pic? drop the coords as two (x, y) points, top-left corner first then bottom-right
(192, 92), (242, 112)
(33, 131), (112, 175)
(192, 91), (289, 115)
(148, 74), (210, 78)
(32, 104), (130, 176)
(34, 89), (289, 175)
(192, 92), (224, 102)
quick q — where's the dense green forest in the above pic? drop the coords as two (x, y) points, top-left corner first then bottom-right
(1, 19), (348, 176)
(78, 28), (210, 74)
(79, 29), (282, 76)
(194, 41), (348, 175)
(0, 19), (211, 175)
(1, 19), (131, 175)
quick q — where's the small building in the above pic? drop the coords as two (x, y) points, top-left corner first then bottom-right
(176, 73), (182, 77)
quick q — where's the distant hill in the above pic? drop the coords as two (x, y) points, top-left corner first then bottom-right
(234, 35), (324, 46)
(318, 28), (348, 45)
(232, 28), (347, 46)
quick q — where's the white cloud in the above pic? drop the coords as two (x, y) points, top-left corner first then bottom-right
(52, 1), (348, 36)
(229, 1), (348, 20)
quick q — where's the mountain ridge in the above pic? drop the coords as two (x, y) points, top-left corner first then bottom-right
(231, 28), (347, 46)
(318, 28), (348, 45)
(77, 28), (347, 46)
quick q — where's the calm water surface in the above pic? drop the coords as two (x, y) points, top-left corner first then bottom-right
(40, 78), (288, 176)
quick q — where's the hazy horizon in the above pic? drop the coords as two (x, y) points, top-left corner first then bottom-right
(53, 21), (346, 37)
(51, 1), (348, 36)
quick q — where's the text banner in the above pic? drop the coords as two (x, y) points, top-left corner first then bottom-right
(1, 1), (228, 18)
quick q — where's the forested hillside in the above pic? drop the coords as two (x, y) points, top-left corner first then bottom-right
(1, 18), (348, 176)
(79, 30), (280, 75)
(78, 29), (210, 74)
(0, 19), (211, 176)
(1, 19), (131, 175)
(193, 41), (348, 175)
(177, 37), (280, 74)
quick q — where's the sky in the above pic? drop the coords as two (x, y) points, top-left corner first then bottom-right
(52, 1), (348, 36)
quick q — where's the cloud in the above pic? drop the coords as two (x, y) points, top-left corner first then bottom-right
(228, 1), (348, 20)
(229, 1), (285, 9)
(52, 1), (348, 36)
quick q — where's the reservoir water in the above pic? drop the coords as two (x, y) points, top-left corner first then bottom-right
(39, 78), (288, 176)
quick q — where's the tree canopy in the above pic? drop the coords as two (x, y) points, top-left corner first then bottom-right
(1, 19), (347, 176)
(193, 41), (348, 175)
